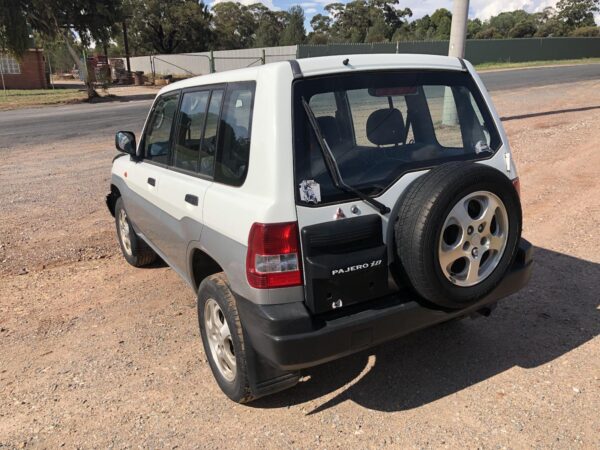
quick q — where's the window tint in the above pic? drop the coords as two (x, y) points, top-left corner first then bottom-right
(424, 86), (463, 148)
(144, 93), (180, 164)
(173, 90), (209, 172)
(293, 71), (501, 205)
(199, 90), (223, 176)
(215, 83), (255, 186)
(347, 90), (413, 146)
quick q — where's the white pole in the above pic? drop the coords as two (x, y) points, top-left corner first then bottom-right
(47, 53), (55, 89)
(449, 0), (469, 58)
(0, 57), (5, 94)
(443, 0), (470, 125)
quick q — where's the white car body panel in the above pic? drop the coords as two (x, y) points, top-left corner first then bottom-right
(111, 53), (517, 305)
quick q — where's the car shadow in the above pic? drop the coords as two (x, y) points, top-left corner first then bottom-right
(500, 105), (600, 121)
(250, 247), (599, 413)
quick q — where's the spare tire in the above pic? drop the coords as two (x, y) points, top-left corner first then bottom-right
(394, 162), (521, 309)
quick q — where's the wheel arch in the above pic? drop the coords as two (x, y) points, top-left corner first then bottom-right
(106, 184), (122, 217)
(189, 246), (225, 292)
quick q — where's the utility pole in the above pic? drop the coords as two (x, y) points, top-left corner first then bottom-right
(443, 0), (470, 125)
(448, 0), (469, 58)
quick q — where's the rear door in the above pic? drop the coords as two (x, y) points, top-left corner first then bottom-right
(152, 87), (224, 274)
(292, 70), (504, 314)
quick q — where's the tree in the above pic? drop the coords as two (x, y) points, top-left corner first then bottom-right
(556, 0), (599, 30)
(431, 8), (452, 40)
(1, 0), (122, 98)
(467, 18), (483, 38)
(250, 4), (286, 47)
(308, 13), (332, 44)
(509, 20), (537, 38)
(280, 5), (305, 45)
(570, 25), (600, 35)
(124, 0), (213, 55)
(488, 10), (532, 37)
(212, 2), (257, 49)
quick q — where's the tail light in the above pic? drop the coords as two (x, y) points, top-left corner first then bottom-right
(246, 222), (302, 289)
(512, 177), (521, 197)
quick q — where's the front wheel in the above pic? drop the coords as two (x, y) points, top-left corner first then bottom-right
(114, 197), (157, 267)
(197, 273), (254, 403)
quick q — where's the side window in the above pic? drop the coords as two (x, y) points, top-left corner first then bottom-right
(423, 86), (464, 148)
(143, 93), (180, 164)
(173, 90), (209, 172)
(199, 90), (224, 176)
(214, 83), (255, 186)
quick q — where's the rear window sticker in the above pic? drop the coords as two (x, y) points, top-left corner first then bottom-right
(299, 180), (321, 204)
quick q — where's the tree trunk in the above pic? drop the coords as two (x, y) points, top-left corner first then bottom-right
(60, 29), (98, 99)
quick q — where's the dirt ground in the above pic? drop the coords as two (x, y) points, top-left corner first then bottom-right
(1, 79), (599, 449)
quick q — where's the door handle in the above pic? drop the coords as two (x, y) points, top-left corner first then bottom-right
(185, 194), (198, 206)
(147, 177), (156, 186)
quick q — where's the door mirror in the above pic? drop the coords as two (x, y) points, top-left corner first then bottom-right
(115, 131), (137, 156)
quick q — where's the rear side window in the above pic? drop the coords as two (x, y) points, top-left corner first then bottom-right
(214, 82), (256, 186)
(143, 93), (180, 164)
(172, 90), (210, 172)
(200, 90), (224, 176)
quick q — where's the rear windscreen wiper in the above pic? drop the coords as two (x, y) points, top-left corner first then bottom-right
(301, 98), (390, 215)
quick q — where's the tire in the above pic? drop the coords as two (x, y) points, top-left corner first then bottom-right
(114, 197), (157, 267)
(197, 273), (254, 403)
(394, 162), (522, 309)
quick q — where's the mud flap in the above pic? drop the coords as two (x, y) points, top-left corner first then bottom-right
(243, 328), (300, 399)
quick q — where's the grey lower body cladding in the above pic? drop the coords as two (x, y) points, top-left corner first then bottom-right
(237, 239), (533, 372)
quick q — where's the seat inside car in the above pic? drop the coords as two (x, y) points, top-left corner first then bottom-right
(366, 108), (405, 147)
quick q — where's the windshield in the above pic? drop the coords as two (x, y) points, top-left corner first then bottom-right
(293, 70), (502, 205)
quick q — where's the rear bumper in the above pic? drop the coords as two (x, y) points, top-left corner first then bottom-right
(237, 239), (533, 371)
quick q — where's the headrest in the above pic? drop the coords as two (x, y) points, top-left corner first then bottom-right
(366, 108), (405, 146)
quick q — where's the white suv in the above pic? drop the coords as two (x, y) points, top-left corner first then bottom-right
(107, 54), (533, 403)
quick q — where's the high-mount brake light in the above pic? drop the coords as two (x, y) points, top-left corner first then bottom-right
(246, 222), (302, 289)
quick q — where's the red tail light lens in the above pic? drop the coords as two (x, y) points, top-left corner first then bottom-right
(246, 222), (302, 289)
(512, 177), (521, 197)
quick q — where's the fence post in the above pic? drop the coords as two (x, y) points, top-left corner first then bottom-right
(210, 50), (215, 73)
(261, 49), (266, 65)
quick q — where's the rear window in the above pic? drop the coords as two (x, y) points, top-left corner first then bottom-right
(293, 70), (501, 205)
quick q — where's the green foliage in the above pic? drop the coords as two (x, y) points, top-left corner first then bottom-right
(281, 6), (306, 45)
(557, 0), (599, 30)
(1, 0), (121, 56)
(124, 0), (213, 54)
(570, 25), (600, 35)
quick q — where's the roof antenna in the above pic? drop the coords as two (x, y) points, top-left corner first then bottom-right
(342, 58), (349, 66)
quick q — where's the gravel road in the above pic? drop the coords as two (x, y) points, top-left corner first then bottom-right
(0, 78), (599, 449)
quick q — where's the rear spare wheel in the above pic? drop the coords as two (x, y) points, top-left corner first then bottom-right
(394, 162), (521, 309)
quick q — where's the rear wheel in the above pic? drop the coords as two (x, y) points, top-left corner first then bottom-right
(197, 273), (254, 403)
(394, 162), (521, 309)
(114, 197), (157, 267)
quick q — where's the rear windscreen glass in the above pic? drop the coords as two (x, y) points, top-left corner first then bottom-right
(293, 70), (502, 205)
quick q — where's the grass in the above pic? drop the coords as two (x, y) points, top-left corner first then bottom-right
(475, 57), (600, 71)
(0, 88), (87, 110)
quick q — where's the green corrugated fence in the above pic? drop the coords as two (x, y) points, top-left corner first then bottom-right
(297, 38), (600, 65)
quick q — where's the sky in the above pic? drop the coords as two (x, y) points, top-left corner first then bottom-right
(211, 0), (571, 29)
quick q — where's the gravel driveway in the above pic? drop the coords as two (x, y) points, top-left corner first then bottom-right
(0, 78), (599, 449)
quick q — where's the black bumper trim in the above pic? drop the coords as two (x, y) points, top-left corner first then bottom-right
(237, 239), (533, 371)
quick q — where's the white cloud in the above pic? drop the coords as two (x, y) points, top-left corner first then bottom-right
(305, 7), (317, 14)
(399, 0), (561, 20)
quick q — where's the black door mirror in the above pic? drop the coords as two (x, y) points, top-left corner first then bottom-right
(115, 131), (137, 156)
